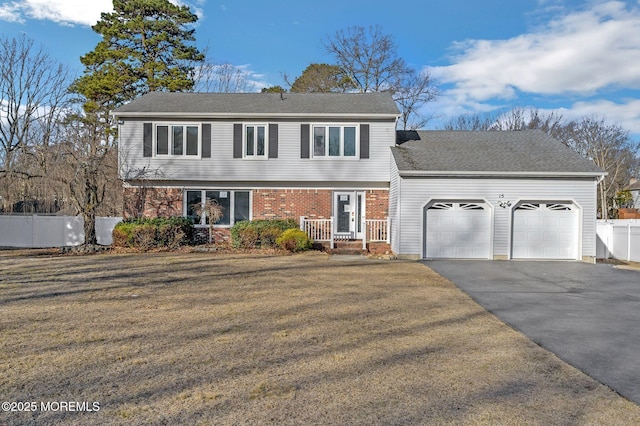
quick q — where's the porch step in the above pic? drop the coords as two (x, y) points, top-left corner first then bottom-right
(330, 240), (368, 255)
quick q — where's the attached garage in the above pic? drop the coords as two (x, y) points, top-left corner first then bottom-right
(511, 201), (579, 260)
(425, 201), (491, 259)
(390, 130), (606, 262)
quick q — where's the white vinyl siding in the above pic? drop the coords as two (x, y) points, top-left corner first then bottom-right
(119, 120), (395, 183)
(394, 176), (598, 260)
(389, 159), (401, 254)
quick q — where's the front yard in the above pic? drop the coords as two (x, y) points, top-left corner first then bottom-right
(1, 251), (639, 425)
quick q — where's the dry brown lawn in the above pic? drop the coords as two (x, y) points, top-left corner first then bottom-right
(1, 250), (639, 425)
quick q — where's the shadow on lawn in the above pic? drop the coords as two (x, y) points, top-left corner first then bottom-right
(1, 252), (636, 425)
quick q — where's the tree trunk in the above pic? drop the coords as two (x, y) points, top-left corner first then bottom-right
(83, 173), (99, 245)
(84, 209), (97, 246)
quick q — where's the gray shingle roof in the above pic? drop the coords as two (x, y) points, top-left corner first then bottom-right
(392, 130), (605, 176)
(112, 91), (400, 117)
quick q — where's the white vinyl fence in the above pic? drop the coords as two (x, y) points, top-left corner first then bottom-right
(597, 220), (640, 262)
(0, 215), (122, 248)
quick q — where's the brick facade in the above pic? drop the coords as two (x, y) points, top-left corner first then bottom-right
(365, 190), (389, 219)
(122, 186), (390, 250)
(253, 189), (388, 221)
(123, 187), (182, 219)
(253, 189), (332, 220)
(124, 187), (389, 222)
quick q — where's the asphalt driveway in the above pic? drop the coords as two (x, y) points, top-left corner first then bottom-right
(424, 260), (640, 405)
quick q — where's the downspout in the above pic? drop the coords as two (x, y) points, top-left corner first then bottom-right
(596, 174), (606, 219)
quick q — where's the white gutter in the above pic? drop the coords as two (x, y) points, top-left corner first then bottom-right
(399, 170), (607, 178)
(111, 111), (400, 120)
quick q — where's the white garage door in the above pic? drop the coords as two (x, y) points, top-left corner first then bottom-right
(425, 202), (491, 259)
(512, 202), (579, 259)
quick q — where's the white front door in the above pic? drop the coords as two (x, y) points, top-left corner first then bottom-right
(334, 191), (365, 239)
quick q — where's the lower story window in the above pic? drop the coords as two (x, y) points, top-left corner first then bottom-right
(185, 190), (251, 226)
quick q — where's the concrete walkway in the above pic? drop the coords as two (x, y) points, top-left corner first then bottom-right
(423, 260), (640, 405)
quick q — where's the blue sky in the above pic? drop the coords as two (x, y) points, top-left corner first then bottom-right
(1, 0), (639, 137)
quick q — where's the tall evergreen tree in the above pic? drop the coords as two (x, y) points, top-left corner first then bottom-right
(70, 0), (204, 245)
(73, 0), (204, 113)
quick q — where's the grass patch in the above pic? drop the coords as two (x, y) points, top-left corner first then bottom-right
(1, 251), (639, 425)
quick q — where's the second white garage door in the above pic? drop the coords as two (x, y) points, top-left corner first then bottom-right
(512, 202), (579, 259)
(425, 201), (491, 259)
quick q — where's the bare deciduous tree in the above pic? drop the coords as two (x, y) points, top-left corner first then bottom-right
(323, 25), (409, 93)
(0, 34), (72, 212)
(57, 112), (119, 244)
(194, 61), (255, 93)
(395, 71), (438, 130)
(442, 113), (498, 131)
(323, 25), (437, 128)
(190, 198), (223, 243)
(563, 117), (639, 219)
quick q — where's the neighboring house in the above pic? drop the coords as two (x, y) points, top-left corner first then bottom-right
(113, 93), (606, 262)
(618, 178), (640, 219)
(625, 179), (640, 209)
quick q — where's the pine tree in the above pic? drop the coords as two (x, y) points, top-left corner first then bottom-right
(69, 0), (204, 245)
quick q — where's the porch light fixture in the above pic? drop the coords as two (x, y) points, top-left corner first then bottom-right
(498, 200), (512, 208)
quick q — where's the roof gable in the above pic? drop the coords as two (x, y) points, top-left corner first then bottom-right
(392, 130), (605, 177)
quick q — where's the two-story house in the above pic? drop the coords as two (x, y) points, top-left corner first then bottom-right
(113, 92), (605, 261)
(113, 91), (398, 249)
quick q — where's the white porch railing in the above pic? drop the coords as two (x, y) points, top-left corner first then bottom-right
(300, 216), (335, 249)
(300, 216), (390, 251)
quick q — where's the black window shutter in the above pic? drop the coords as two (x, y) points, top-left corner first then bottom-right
(268, 123), (278, 158)
(201, 123), (211, 158)
(233, 123), (243, 158)
(143, 123), (152, 157)
(300, 124), (310, 159)
(359, 124), (370, 159)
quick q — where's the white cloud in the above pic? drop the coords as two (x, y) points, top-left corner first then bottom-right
(0, 2), (22, 22)
(0, 0), (112, 26)
(430, 1), (640, 102)
(0, 0), (205, 26)
(554, 99), (640, 135)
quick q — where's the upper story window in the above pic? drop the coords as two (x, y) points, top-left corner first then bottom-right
(313, 125), (357, 158)
(244, 124), (267, 158)
(156, 124), (200, 157)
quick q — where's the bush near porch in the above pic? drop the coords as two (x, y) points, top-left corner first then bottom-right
(230, 219), (301, 249)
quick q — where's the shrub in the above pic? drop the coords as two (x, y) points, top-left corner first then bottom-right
(276, 228), (313, 252)
(260, 225), (283, 248)
(112, 222), (137, 247)
(133, 224), (157, 251)
(157, 223), (186, 249)
(112, 217), (194, 249)
(230, 219), (299, 249)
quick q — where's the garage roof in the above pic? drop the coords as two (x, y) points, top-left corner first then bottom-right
(392, 130), (606, 177)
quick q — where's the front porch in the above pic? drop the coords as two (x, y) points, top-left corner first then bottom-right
(300, 216), (391, 254)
